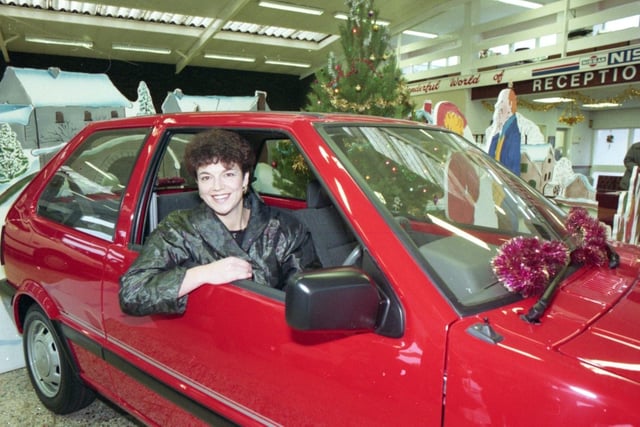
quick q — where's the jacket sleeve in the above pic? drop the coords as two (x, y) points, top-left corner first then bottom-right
(119, 216), (193, 316)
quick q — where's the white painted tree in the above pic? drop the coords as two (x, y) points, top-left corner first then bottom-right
(136, 81), (156, 116)
(0, 123), (29, 183)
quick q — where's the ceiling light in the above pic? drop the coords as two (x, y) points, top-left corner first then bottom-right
(403, 30), (438, 39)
(533, 97), (574, 103)
(204, 53), (256, 63)
(259, 1), (323, 16)
(25, 36), (93, 49)
(265, 59), (310, 68)
(582, 102), (621, 108)
(496, 0), (542, 9)
(334, 12), (389, 26)
(112, 43), (171, 55)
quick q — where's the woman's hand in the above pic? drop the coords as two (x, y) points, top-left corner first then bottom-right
(179, 257), (252, 296)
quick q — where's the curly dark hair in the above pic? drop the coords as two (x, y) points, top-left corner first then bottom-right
(184, 129), (255, 179)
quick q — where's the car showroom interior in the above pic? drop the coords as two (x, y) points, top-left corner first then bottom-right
(0, 0), (639, 425)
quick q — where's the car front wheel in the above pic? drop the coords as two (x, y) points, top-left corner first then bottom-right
(23, 305), (95, 414)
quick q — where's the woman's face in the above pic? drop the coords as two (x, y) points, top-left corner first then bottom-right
(196, 161), (249, 223)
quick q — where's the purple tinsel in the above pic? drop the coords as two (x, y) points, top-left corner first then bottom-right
(566, 207), (609, 267)
(492, 208), (608, 297)
(492, 236), (568, 297)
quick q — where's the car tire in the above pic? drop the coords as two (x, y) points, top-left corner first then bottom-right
(23, 305), (96, 414)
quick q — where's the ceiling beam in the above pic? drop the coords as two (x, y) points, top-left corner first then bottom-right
(175, 0), (252, 74)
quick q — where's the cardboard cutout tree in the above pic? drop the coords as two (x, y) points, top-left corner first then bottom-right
(0, 123), (29, 183)
(305, 0), (413, 118)
(136, 81), (156, 116)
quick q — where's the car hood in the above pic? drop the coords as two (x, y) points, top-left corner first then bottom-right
(557, 272), (640, 383)
(551, 245), (640, 384)
(488, 244), (640, 385)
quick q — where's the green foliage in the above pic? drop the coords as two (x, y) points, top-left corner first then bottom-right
(270, 140), (312, 199)
(305, 0), (413, 118)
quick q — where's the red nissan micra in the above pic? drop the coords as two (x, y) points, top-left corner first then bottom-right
(1, 112), (639, 426)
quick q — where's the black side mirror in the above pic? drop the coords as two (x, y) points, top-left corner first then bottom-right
(285, 267), (381, 332)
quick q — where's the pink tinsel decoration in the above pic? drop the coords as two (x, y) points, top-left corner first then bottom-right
(566, 207), (609, 267)
(492, 237), (568, 297)
(492, 208), (608, 297)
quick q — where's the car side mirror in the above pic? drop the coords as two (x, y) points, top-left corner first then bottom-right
(285, 267), (381, 332)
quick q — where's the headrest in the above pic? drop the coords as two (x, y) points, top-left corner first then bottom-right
(306, 180), (332, 209)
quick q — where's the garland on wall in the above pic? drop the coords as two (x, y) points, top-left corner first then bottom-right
(482, 86), (640, 125)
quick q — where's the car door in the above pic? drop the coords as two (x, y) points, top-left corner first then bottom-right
(100, 128), (449, 426)
(29, 128), (149, 389)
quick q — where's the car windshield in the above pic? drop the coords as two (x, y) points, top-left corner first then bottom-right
(321, 124), (570, 313)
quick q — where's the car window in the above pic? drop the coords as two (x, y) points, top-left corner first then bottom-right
(253, 139), (313, 200)
(37, 129), (149, 241)
(154, 133), (195, 189)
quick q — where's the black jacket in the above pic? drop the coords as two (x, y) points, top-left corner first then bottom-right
(119, 192), (317, 316)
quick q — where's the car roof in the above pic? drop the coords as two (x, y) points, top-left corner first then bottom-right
(95, 111), (428, 129)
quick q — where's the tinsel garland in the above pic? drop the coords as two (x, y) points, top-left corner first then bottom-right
(492, 207), (609, 297)
(482, 86), (640, 125)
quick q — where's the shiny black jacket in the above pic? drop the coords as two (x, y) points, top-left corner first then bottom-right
(119, 193), (317, 316)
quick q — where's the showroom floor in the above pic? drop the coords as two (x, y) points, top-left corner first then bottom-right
(0, 368), (140, 426)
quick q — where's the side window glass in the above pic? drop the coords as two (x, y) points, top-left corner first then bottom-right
(253, 139), (312, 200)
(37, 129), (149, 241)
(154, 133), (195, 189)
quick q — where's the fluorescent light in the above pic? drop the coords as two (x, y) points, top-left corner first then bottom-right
(204, 53), (256, 63)
(582, 102), (621, 108)
(259, 1), (323, 15)
(112, 43), (171, 55)
(496, 0), (542, 9)
(334, 12), (389, 26)
(403, 30), (438, 39)
(533, 97), (574, 103)
(25, 36), (93, 49)
(265, 59), (310, 68)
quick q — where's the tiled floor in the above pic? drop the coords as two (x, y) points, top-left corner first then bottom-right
(0, 367), (141, 426)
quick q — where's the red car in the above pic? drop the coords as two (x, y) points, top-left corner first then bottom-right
(1, 112), (639, 426)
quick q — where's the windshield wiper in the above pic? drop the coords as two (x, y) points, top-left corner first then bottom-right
(521, 243), (620, 324)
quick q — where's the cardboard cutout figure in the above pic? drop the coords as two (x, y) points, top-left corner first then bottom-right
(487, 89), (521, 175)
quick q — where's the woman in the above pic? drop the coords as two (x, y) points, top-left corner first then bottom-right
(119, 129), (317, 316)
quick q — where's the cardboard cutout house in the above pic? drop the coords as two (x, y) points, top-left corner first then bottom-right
(0, 66), (131, 150)
(520, 143), (555, 191)
(161, 89), (269, 113)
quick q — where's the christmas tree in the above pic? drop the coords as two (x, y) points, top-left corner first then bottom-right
(305, 0), (413, 118)
(0, 123), (29, 183)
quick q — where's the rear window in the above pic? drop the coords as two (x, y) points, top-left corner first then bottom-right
(37, 129), (149, 240)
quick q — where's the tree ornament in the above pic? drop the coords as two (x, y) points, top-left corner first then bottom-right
(373, 24), (379, 31)
(355, 84), (362, 92)
(368, 10), (374, 17)
(352, 27), (358, 34)
(369, 54), (376, 61)
(334, 88), (340, 94)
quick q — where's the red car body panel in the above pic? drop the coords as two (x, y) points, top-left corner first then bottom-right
(2, 112), (639, 426)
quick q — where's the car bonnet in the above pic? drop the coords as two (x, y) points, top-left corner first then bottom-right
(555, 247), (640, 384)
